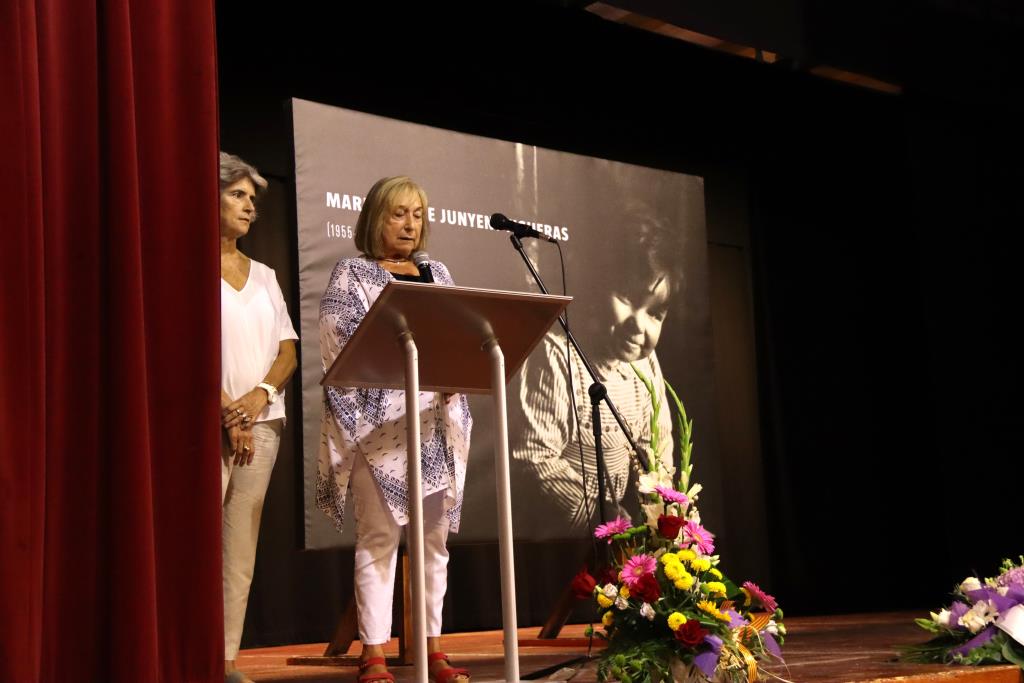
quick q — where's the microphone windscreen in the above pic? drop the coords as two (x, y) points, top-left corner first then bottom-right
(411, 251), (430, 267)
(489, 213), (509, 229)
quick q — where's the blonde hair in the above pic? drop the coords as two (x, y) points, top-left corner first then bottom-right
(354, 176), (430, 258)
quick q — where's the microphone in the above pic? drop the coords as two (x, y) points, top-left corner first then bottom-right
(489, 213), (555, 242)
(411, 251), (434, 283)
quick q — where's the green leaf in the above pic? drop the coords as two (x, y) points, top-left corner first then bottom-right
(1002, 639), (1024, 669)
(663, 379), (693, 490)
(630, 364), (661, 471)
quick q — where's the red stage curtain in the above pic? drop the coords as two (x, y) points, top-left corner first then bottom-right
(0, 1), (222, 681)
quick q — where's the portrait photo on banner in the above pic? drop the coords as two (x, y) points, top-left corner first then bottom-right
(291, 98), (719, 549)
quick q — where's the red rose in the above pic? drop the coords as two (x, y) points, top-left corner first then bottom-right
(570, 567), (597, 600)
(657, 514), (685, 540)
(597, 565), (619, 586)
(633, 573), (661, 603)
(674, 619), (708, 647)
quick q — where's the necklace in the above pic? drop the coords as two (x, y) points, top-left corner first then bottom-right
(381, 257), (407, 264)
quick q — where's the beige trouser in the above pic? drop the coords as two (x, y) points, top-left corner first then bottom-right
(222, 419), (282, 660)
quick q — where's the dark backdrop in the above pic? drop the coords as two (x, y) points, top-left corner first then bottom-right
(216, 0), (1024, 648)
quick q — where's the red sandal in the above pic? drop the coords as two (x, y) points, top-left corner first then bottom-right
(428, 652), (470, 683)
(358, 657), (395, 683)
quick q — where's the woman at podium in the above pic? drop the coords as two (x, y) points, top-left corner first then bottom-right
(317, 176), (473, 683)
(219, 152), (299, 683)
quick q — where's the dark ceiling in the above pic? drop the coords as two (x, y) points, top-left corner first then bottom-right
(583, 0), (1024, 104)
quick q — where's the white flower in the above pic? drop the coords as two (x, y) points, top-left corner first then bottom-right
(960, 577), (982, 593)
(615, 596), (629, 610)
(602, 584), (618, 599)
(640, 602), (656, 621)
(685, 483), (703, 500)
(641, 502), (662, 530)
(998, 586), (1010, 596)
(961, 600), (998, 634)
(766, 619), (779, 636)
(638, 470), (673, 494)
(930, 609), (952, 627)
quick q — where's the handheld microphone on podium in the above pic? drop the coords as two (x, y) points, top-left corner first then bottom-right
(411, 251), (434, 283)
(489, 213), (556, 242)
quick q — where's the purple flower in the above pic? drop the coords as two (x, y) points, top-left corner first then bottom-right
(951, 625), (997, 656)
(655, 485), (689, 506)
(594, 516), (631, 543)
(762, 632), (783, 660)
(682, 521), (716, 555)
(949, 601), (970, 628)
(694, 635), (724, 678)
(725, 609), (748, 629)
(998, 566), (1024, 588)
(966, 587), (1017, 614)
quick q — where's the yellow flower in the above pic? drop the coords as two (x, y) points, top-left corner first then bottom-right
(690, 557), (711, 573)
(674, 572), (695, 590)
(663, 561), (683, 581)
(676, 549), (697, 562)
(705, 581), (727, 597)
(709, 568), (723, 580)
(740, 587), (752, 606)
(619, 586), (630, 599)
(602, 610), (614, 626)
(698, 600), (731, 622)
(597, 594), (614, 608)
(660, 552), (678, 565)
(667, 612), (687, 631)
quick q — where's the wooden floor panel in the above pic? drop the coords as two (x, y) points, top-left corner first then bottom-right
(235, 612), (1023, 682)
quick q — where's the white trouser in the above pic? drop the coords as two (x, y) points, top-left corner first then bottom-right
(350, 452), (451, 645)
(221, 419), (281, 660)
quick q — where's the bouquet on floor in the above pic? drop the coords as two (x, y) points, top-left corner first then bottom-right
(573, 372), (785, 683)
(902, 557), (1024, 670)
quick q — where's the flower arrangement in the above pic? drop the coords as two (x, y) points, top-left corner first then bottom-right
(572, 371), (785, 682)
(902, 557), (1024, 670)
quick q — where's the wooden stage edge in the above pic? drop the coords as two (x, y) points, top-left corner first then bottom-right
(237, 611), (1023, 683)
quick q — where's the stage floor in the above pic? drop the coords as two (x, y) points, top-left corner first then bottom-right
(236, 611), (1022, 682)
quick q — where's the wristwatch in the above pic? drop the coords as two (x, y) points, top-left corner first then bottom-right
(257, 382), (279, 404)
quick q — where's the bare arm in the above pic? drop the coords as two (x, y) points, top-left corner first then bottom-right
(222, 340), (297, 429)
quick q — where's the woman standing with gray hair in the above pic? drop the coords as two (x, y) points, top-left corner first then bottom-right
(219, 151), (298, 683)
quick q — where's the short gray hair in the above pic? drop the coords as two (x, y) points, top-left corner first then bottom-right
(219, 151), (268, 193)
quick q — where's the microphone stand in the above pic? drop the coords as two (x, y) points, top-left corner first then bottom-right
(510, 233), (650, 680)
(590, 383), (609, 526)
(508, 233), (651, 475)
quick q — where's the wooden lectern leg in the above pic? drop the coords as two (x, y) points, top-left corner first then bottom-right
(290, 548), (413, 666)
(324, 598), (359, 656)
(527, 550), (600, 646)
(399, 547), (413, 665)
(537, 580), (578, 639)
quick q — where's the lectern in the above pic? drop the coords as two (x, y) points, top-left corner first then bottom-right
(322, 280), (570, 683)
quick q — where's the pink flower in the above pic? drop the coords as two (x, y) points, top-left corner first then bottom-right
(655, 485), (689, 506)
(742, 581), (778, 613)
(682, 521), (715, 555)
(622, 554), (657, 588)
(594, 516), (631, 543)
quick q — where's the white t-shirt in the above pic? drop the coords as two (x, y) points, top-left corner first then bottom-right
(221, 259), (298, 423)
